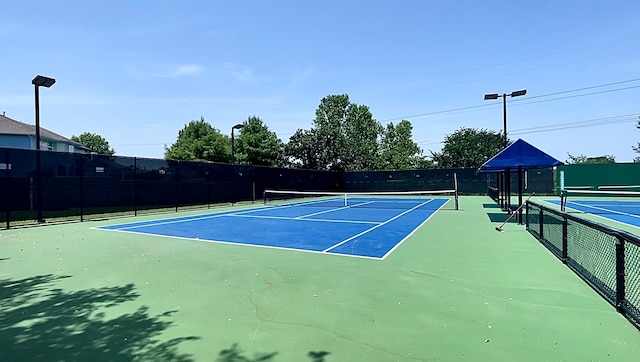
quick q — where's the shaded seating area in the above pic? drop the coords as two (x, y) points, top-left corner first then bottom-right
(478, 139), (563, 223)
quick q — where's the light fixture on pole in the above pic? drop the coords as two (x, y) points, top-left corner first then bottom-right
(32, 75), (56, 223)
(33, 75), (56, 151)
(231, 123), (244, 164)
(484, 89), (526, 221)
(484, 89), (526, 149)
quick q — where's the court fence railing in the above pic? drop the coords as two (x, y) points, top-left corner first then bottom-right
(525, 201), (640, 330)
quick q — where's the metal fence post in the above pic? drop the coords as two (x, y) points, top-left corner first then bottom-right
(538, 208), (544, 241)
(79, 153), (84, 222)
(615, 236), (626, 312)
(4, 148), (9, 229)
(562, 216), (568, 263)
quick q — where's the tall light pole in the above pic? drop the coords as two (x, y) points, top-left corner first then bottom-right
(230, 123), (245, 205)
(32, 75), (56, 223)
(231, 123), (244, 164)
(484, 89), (526, 148)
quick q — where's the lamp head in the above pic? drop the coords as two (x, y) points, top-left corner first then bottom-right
(32, 75), (56, 88)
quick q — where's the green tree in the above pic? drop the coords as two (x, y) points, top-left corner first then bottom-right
(284, 129), (321, 169)
(164, 117), (230, 162)
(431, 127), (504, 168)
(235, 116), (284, 166)
(284, 94), (424, 171)
(313, 94), (351, 170)
(378, 120), (423, 170)
(342, 104), (384, 171)
(289, 94), (385, 171)
(566, 153), (616, 164)
(71, 132), (115, 155)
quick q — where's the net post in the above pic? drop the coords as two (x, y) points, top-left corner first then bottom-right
(263, 190), (267, 206)
(343, 193), (348, 207)
(559, 190), (566, 212)
(454, 172), (459, 210)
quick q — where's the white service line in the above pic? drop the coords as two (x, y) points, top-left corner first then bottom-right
(294, 201), (376, 219)
(228, 213), (380, 224)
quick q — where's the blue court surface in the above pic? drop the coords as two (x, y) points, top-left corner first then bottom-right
(97, 197), (451, 259)
(548, 199), (640, 228)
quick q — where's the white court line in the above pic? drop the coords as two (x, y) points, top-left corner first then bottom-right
(108, 206), (278, 230)
(565, 201), (640, 230)
(228, 213), (380, 225)
(566, 201), (640, 229)
(294, 201), (376, 219)
(275, 197), (345, 208)
(568, 201), (640, 219)
(379, 199), (449, 260)
(96, 228), (384, 260)
(322, 199), (435, 253)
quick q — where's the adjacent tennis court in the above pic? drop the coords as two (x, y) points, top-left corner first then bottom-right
(551, 189), (640, 228)
(97, 190), (457, 259)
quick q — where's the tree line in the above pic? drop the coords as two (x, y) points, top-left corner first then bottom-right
(74, 93), (637, 169)
(162, 93), (506, 170)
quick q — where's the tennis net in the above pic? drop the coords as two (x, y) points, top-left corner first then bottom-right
(560, 188), (640, 215)
(263, 189), (459, 210)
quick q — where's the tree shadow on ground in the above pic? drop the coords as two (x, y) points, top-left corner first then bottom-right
(0, 274), (199, 361)
(215, 343), (330, 361)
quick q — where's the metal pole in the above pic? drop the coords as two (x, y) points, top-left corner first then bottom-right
(231, 129), (235, 164)
(502, 93), (508, 149)
(35, 86), (41, 151)
(517, 166), (523, 224)
(231, 129), (236, 203)
(4, 148), (9, 229)
(34, 85), (44, 223)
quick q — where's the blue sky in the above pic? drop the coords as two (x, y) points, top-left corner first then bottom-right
(1, 1), (639, 162)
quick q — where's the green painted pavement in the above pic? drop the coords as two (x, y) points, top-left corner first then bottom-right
(1, 196), (638, 361)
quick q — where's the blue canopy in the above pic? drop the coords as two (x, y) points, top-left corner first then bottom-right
(477, 138), (563, 173)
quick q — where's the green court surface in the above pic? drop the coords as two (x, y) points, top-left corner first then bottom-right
(1, 196), (639, 361)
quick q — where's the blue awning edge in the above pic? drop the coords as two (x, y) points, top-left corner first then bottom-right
(477, 139), (563, 173)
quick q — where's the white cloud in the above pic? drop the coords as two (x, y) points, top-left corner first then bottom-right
(126, 64), (205, 79)
(167, 64), (205, 78)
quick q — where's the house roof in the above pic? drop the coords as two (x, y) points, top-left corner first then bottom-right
(477, 138), (563, 173)
(0, 113), (86, 148)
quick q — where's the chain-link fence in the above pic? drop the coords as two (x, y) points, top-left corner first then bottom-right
(526, 201), (640, 330)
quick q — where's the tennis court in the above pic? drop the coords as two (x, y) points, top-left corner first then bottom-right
(549, 189), (640, 229)
(97, 191), (455, 259)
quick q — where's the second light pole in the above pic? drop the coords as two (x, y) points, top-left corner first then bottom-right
(484, 89), (526, 148)
(230, 123), (244, 205)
